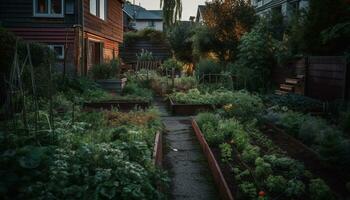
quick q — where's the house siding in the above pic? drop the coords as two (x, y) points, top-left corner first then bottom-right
(134, 20), (163, 31)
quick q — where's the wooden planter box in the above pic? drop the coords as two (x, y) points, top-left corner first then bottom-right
(169, 98), (214, 116)
(192, 119), (234, 200)
(152, 131), (163, 167)
(83, 99), (150, 112)
(96, 78), (127, 94)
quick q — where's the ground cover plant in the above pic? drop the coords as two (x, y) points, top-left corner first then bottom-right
(195, 112), (335, 200)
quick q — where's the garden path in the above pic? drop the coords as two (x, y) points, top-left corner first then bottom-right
(155, 99), (219, 200)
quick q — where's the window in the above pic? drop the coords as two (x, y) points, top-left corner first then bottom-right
(89, 0), (107, 20)
(33, 0), (64, 17)
(148, 21), (155, 27)
(65, 0), (75, 14)
(48, 45), (64, 59)
(90, 0), (97, 15)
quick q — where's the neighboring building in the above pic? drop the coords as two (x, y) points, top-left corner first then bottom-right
(123, 2), (163, 31)
(252, 0), (309, 18)
(195, 5), (207, 24)
(0, 0), (124, 75)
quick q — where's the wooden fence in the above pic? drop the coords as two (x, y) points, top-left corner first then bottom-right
(306, 56), (347, 101)
(119, 40), (171, 64)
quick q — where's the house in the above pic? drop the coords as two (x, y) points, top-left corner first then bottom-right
(195, 5), (207, 24)
(0, 0), (124, 75)
(123, 2), (163, 31)
(251, 0), (309, 18)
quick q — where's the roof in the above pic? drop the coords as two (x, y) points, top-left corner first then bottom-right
(196, 5), (207, 22)
(123, 3), (163, 20)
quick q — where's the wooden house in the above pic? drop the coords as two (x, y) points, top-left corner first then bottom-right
(0, 0), (124, 75)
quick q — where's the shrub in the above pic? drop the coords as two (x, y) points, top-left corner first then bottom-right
(162, 58), (183, 71)
(266, 175), (287, 194)
(195, 59), (221, 78)
(123, 28), (166, 44)
(89, 59), (120, 80)
(167, 23), (195, 62)
(309, 179), (334, 200)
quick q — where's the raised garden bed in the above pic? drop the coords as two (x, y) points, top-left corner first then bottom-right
(83, 99), (150, 112)
(261, 122), (349, 197)
(192, 119), (234, 200)
(96, 78), (127, 94)
(169, 98), (214, 115)
(152, 131), (163, 167)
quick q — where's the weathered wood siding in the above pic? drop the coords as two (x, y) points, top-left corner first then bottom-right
(306, 56), (347, 101)
(0, 0), (77, 27)
(120, 40), (171, 63)
(83, 0), (123, 43)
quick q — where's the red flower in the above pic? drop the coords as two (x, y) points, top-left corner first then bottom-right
(259, 191), (266, 197)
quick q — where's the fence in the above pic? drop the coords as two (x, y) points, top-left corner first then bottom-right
(306, 56), (347, 101)
(119, 40), (171, 64)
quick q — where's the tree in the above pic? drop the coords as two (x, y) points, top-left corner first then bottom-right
(231, 20), (276, 92)
(300, 0), (350, 55)
(160, 0), (182, 27)
(167, 22), (196, 63)
(200, 0), (256, 63)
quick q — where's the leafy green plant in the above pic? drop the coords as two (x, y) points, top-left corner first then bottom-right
(254, 157), (272, 180)
(219, 143), (232, 163)
(196, 112), (219, 130)
(242, 145), (260, 164)
(238, 182), (257, 200)
(136, 49), (153, 61)
(309, 178), (334, 200)
(202, 123), (225, 147)
(266, 175), (287, 194)
(285, 179), (305, 198)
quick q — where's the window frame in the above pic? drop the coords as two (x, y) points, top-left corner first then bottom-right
(48, 44), (65, 60)
(148, 21), (155, 28)
(33, 0), (64, 18)
(89, 0), (107, 21)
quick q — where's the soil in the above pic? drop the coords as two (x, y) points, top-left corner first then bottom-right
(260, 123), (349, 199)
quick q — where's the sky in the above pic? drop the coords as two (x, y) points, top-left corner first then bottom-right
(129, 0), (208, 21)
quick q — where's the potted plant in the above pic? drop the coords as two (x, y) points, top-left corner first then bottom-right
(89, 58), (127, 94)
